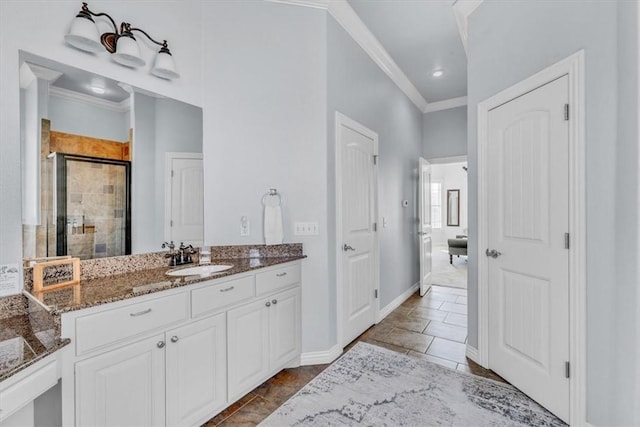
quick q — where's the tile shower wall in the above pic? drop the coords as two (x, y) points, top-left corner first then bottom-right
(66, 161), (126, 259)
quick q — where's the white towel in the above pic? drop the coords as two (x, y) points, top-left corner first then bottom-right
(264, 205), (284, 245)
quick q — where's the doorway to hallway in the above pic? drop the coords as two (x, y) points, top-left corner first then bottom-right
(427, 159), (468, 289)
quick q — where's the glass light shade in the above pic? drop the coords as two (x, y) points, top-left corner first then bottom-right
(151, 51), (180, 79)
(65, 17), (103, 53)
(112, 36), (145, 68)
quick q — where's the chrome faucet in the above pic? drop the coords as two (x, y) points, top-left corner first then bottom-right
(162, 241), (180, 266)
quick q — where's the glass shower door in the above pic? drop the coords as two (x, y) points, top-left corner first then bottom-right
(55, 154), (131, 259)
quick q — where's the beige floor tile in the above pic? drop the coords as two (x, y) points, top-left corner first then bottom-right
(406, 351), (458, 369)
(409, 307), (448, 322)
(381, 313), (430, 333)
(417, 298), (445, 309)
(443, 312), (467, 327)
(426, 337), (468, 364)
(439, 302), (468, 314)
(423, 321), (467, 343)
(377, 327), (434, 353)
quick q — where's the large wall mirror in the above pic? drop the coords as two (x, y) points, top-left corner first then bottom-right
(20, 51), (204, 261)
(447, 189), (460, 227)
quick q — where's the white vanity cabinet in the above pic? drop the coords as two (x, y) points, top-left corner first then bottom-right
(227, 274), (301, 400)
(61, 260), (302, 427)
(75, 313), (226, 427)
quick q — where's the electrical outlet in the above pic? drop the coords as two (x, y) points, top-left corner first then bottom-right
(240, 215), (250, 236)
(294, 222), (319, 235)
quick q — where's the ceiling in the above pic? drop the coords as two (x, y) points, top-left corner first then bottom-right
(348, 0), (467, 103)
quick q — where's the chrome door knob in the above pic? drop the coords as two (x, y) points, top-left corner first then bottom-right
(485, 248), (502, 258)
(343, 244), (356, 251)
(170, 336), (179, 343)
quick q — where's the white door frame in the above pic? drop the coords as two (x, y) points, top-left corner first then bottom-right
(164, 152), (204, 242)
(335, 111), (380, 348)
(477, 50), (586, 425)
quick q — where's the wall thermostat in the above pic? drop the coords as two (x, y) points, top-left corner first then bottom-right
(402, 200), (409, 207)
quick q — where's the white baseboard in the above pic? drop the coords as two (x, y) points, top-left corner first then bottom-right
(377, 282), (420, 322)
(465, 344), (480, 365)
(300, 344), (343, 366)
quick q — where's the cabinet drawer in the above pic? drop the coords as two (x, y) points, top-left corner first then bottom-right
(0, 359), (57, 421)
(75, 293), (188, 356)
(192, 276), (255, 318)
(256, 264), (300, 296)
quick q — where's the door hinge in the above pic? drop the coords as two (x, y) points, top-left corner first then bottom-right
(564, 104), (569, 121)
(170, 220), (174, 227)
(373, 222), (377, 232)
(565, 361), (570, 378)
(374, 289), (378, 299)
(373, 155), (378, 165)
(564, 232), (570, 249)
(171, 170), (174, 178)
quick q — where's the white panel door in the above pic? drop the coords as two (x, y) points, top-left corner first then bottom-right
(165, 313), (227, 426)
(487, 75), (570, 422)
(227, 299), (269, 401)
(418, 157), (432, 296)
(167, 154), (204, 246)
(338, 116), (378, 346)
(269, 287), (301, 370)
(75, 334), (165, 427)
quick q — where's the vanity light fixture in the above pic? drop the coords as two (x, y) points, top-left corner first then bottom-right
(65, 2), (180, 79)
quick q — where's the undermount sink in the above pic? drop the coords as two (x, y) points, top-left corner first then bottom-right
(166, 264), (234, 277)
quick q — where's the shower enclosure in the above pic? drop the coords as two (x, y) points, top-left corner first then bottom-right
(47, 154), (131, 259)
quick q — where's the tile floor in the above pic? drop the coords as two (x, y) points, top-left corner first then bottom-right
(204, 285), (505, 426)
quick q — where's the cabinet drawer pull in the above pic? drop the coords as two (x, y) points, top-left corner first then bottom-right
(130, 308), (152, 317)
(157, 341), (165, 349)
(170, 335), (179, 343)
(276, 272), (287, 277)
(220, 286), (235, 292)
(265, 301), (271, 307)
(272, 299), (278, 305)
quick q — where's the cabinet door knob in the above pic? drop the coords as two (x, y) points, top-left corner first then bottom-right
(265, 301), (271, 307)
(170, 336), (179, 343)
(157, 341), (165, 349)
(272, 299), (278, 305)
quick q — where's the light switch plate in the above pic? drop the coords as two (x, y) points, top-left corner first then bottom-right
(240, 215), (250, 236)
(294, 222), (319, 235)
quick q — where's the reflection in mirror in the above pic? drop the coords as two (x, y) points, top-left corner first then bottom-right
(20, 51), (204, 261)
(447, 189), (460, 227)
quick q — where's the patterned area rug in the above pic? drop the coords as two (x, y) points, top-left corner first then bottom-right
(431, 245), (467, 289)
(260, 342), (565, 426)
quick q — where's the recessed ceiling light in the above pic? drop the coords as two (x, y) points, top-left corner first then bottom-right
(432, 69), (444, 78)
(91, 86), (105, 94)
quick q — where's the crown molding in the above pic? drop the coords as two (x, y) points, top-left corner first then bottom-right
(268, 0), (329, 10)
(327, 0), (429, 112)
(20, 62), (63, 89)
(452, 0), (483, 56)
(423, 96), (467, 113)
(266, 0), (429, 112)
(49, 86), (130, 113)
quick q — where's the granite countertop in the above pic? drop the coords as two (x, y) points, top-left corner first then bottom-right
(0, 296), (70, 382)
(27, 255), (305, 315)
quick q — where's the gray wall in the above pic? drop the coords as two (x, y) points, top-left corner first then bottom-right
(615, 2), (640, 425)
(202, 1), (331, 352)
(132, 93), (202, 254)
(422, 106), (467, 159)
(327, 17), (424, 315)
(48, 96), (129, 142)
(467, 2), (626, 424)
